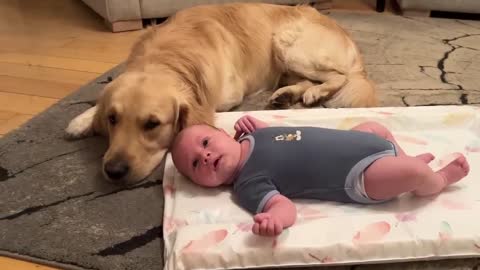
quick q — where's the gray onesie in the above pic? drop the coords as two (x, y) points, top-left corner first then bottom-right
(232, 126), (397, 214)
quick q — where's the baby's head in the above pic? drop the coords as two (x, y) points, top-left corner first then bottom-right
(171, 124), (242, 187)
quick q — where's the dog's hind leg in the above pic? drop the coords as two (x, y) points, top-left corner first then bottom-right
(271, 22), (348, 107)
(272, 17), (376, 107)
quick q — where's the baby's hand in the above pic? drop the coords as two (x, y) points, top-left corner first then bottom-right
(234, 115), (267, 140)
(234, 115), (256, 139)
(252, 212), (284, 236)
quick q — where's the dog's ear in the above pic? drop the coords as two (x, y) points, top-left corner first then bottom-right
(173, 99), (189, 133)
(92, 86), (111, 136)
(177, 104), (189, 132)
(92, 104), (107, 136)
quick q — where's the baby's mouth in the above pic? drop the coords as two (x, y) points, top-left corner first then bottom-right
(214, 156), (221, 170)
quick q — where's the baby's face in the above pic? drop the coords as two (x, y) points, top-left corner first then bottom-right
(172, 125), (241, 187)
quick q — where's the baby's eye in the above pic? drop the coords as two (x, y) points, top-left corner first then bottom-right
(202, 138), (209, 147)
(192, 159), (198, 168)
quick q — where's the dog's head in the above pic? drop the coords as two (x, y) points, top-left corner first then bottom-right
(91, 71), (211, 185)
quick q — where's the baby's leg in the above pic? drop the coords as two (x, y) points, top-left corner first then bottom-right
(364, 154), (469, 200)
(351, 121), (434, 162)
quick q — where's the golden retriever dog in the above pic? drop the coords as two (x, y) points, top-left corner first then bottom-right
(65, 3), (377, 185)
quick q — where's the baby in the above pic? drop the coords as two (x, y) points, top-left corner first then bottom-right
(171, 115), (470, 237)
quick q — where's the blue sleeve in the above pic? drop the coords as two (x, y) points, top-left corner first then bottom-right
(233, 175), (279, 214)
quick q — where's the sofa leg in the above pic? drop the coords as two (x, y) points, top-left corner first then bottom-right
(312, 0), (332, 10)
(376, 0), (386, 12)
(105, 19), (143, 32)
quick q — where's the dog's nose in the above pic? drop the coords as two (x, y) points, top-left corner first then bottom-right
(104, 160), (130, 181)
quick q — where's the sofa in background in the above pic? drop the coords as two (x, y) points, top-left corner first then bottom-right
(395, 0), (480, 16)
(81, 0), (332, 32)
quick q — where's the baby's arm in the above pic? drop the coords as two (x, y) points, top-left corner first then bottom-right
(252, 194), (297, 236)
(234, 115), (269, 140)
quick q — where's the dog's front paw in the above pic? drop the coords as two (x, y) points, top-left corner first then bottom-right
(65, 106), (97, 139)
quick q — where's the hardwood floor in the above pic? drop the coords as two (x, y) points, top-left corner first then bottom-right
(0, 0), (396, 269)
(0, 0), (144, 138)
(0, 257), (58, 270)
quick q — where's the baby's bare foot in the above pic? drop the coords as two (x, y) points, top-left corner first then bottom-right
(416, 153), (435, 163)
(438, 154), (470, 186)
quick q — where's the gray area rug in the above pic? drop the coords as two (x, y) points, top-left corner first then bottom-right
(1, 10), (480, 270)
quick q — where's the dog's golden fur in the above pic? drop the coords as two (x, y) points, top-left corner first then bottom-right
(66, 3), (377, 185)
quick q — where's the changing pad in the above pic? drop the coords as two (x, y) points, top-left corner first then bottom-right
(162, 105), (480, 270)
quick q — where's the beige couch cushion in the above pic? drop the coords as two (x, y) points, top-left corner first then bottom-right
(141, 0), (321, 19)
(397, 0), (480, 14)
(82, 0), (322, 23)
(82, 0), (141, 22)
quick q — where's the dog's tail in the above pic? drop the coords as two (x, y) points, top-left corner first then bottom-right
(325, 72), (377, 108)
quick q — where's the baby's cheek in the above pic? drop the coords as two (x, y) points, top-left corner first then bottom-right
(194, 171), (208, 185)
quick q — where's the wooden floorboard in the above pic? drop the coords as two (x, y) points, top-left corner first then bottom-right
(0, 62), (101, 85)
(0, 256), (57, 270)
(0, 75), (80, 99)
(0, 110), (33, 135)
(0, 53), (116, 73)
(0, 92), (58, 115)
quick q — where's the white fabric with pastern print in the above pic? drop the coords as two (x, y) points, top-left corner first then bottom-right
(163, 105), (480, 270)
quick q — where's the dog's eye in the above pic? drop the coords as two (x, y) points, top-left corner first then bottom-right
(192, 159), (198, 168)
(144, 119), (160, 131)
(108, 114), (117, 126)
(202, 138), (209, 147)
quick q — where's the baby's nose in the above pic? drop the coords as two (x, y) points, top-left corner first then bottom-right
(203, 152), (211, 164)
